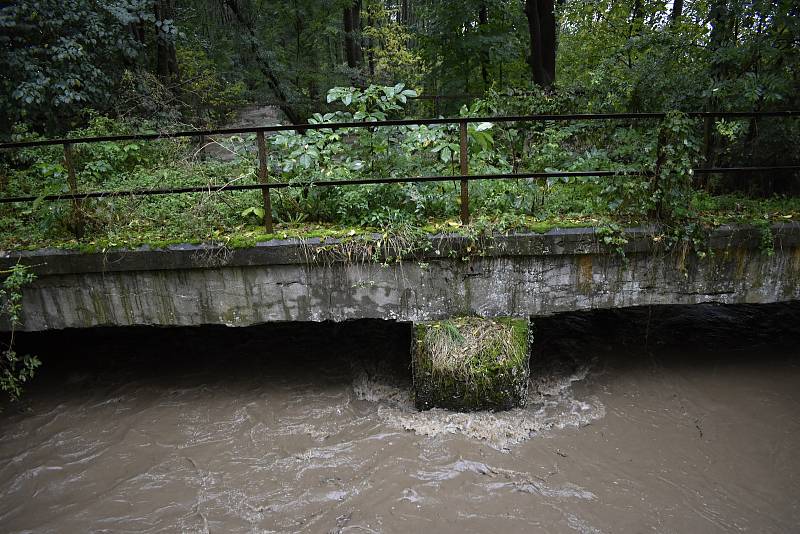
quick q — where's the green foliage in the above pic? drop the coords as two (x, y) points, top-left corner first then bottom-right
(2, 0), (799, 143)
(2, 79), (798, 258)
(591, 111), (701, 224)
(558, 0), (800, 113)
(0, 264), (40, 404)
(411, 0), (532, 95)
(362, 3), (425, 86)
(326, 83), (418, 121)
(650, 111), (702, 220)
(1, 0), (797, 264)
(596, 221), (630, 260)
(177, 47), (247, 126)
(0, 0), (153, 132)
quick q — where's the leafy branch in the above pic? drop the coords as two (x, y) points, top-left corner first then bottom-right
(0, 264), (40, 404)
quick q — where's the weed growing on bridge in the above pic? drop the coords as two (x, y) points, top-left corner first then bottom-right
(0, 264), (40, 405)
(297, 220), (432, 267)
(596, 221), (631, 261)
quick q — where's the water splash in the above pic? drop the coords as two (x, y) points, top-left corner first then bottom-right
(350, 357), (605, 451)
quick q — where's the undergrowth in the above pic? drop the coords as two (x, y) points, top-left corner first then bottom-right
(0, 90), (798, 257)
(0, 264), (39, 405)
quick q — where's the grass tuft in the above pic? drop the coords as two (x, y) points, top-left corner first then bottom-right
(413, 317), (530, 412)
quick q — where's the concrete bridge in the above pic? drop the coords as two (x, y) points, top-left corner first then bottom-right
(1, 224), (799, 331)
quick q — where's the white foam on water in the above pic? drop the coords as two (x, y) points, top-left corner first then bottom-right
(350, 359), (605, 451)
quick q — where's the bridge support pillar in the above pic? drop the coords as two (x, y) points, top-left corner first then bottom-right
(412, 317), (530, 412)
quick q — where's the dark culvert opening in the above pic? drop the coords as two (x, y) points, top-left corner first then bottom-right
(4, 320), (414, 409)
(532, 301), (800, 377)
(3, 301), (800, 410)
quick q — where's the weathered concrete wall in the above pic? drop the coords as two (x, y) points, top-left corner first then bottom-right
(1, 225), (799, 331)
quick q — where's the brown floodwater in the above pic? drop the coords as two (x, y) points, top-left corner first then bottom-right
(1, 303), (799, 533)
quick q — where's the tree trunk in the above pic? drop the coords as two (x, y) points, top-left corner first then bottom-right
(131, 20), (146, 46)
(155, 0), (180, 85)
(631, 0), (644, 23)
(524, 0), (556, 88)
(366, 8), (375, 77)
(540, 0), (556, 84)
(705, 1), (732, 166)
(343, 0), (363, 69)
(671, 0), (684, 22)
(294, 9), (303, 89)
(479, 4), (490, 89)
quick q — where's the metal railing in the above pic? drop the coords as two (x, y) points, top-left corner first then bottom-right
(1, 111), (798, 234)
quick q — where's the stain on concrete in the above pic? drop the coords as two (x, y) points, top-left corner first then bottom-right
(577, 255), (593, 295)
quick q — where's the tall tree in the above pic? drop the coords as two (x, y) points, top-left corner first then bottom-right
(343, 0), (363, 69)
(670, 0), (684, 22)
(366, 6), (375, 76)
(524, 0), (556, 88)
(155, 0), (180, 85)
(703, 0), (734, 164)
(479, 3), (490, 88)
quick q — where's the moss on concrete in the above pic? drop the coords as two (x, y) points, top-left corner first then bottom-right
(0, 216), (608, 254)
(413, 316), (530, 412)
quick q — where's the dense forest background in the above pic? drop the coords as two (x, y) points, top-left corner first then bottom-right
(2, 0), (799, 133)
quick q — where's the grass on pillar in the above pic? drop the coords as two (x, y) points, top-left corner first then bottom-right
(412, 317), (530, 411)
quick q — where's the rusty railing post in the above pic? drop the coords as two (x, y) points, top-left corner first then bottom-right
(62, 142), (84, 237)
(459, 120), (470, 225)
(256, 131), (274, 233)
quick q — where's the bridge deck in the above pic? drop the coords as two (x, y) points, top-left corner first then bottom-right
(1, 225), (798, 331)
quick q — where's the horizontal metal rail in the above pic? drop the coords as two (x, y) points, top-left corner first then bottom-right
(1, 111), (798, 150)
(1, 166), (797, 205)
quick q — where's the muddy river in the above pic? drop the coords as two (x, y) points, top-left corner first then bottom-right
(1, 303), (799, 532)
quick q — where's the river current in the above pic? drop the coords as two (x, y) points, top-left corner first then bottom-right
(1, 303), (799, 532)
